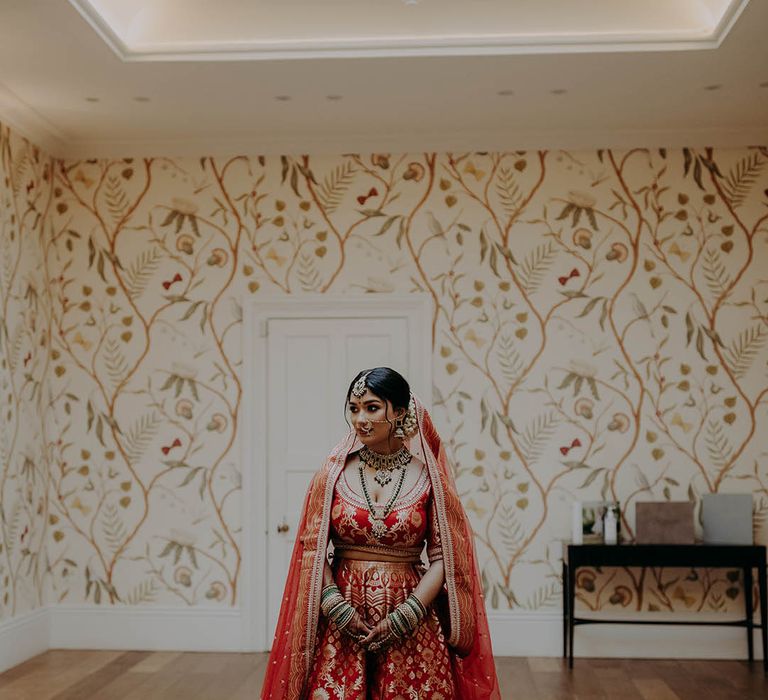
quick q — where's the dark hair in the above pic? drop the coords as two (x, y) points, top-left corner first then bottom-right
(345, 367), (411, 411)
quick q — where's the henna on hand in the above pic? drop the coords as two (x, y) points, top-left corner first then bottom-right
(363, 619), (395, 653)
(344, 612), (373, 644)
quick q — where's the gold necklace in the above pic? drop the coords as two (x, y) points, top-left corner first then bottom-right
(359, 445), (412, 487)
(358, 463), (407, 539)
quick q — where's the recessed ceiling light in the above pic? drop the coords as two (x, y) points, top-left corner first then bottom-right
(497, 90), (514, 97)
(85, 97), (100, 103)
(133, 96), (151, 102)
(326, 95), (343, 101)
(274, 95), (292, 102)
(550, 89), (567, 95)
(703, 84), (722, 91)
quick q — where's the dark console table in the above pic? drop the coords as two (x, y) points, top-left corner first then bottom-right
(562, 543), (767, 672)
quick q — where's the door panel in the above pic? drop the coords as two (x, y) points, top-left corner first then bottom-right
(266, 316), (411, 638)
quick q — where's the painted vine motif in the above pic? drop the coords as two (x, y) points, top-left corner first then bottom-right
(2, 120), (768, 617)
(0, 126), (53, 619)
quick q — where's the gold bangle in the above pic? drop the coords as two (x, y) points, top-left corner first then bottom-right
(405, 593), (427, 618)
(400, 602), (419, 631)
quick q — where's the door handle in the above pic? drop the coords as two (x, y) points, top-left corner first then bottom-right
(277, 520), (290, 534)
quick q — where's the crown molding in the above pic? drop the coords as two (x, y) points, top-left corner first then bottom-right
(67, 0), (751, 63)
(54, 125), (768, 161)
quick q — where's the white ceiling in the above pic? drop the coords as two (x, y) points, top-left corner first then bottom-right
(0, 0), (766, 159)
(71, 0), (747, 59)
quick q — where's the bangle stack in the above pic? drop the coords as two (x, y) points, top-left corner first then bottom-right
(370, 594), (426, 653)
(388, 593), (427, 639)
(320, 584), (355, 631)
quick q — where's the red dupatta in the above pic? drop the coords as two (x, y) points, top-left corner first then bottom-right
(260, 397), (500, 699)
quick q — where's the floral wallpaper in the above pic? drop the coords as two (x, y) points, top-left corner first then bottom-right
(2, 118), (768, 622)
(0, 125), (53, 621)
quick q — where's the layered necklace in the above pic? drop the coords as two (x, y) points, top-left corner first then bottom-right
(358, 445), (412, 539)
(359, 445), (412, 486)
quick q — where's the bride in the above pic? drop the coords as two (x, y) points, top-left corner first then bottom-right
(261, 367), (499, 699)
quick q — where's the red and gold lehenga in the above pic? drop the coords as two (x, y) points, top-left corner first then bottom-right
(261, 398), (500, 700)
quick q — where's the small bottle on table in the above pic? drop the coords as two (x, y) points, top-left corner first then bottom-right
(603, 506), (618, 545)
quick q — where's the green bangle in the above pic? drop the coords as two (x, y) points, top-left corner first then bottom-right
(387, 609), (408, 638)
(405, 593), (427, 618)
(328, 599), (351, 622)
(321, 584), (341, 603)
(321, 591), (346, 618)
(325, 592), (355, 631)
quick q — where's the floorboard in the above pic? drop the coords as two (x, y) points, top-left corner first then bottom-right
(0, 652), (765, 699)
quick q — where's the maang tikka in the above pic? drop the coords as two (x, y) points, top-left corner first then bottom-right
(352, 372), (369, 398)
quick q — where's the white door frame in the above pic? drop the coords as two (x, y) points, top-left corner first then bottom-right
(241, 294), (433, 651)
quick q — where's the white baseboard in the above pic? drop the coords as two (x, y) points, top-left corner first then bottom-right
(487, 610), (764, 659)
(0, 608), (50, 673)
(2, 605), (762, 668)
(49, 606), (247, 652)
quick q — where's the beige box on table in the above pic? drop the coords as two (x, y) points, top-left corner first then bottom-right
(635, 501), (695, 544)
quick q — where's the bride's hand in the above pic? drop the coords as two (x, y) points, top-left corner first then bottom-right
(344, 612), (373, 644)
(361, 618), (392, 651)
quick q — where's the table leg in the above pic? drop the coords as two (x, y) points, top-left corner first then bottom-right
(758, 559), (767, 675)
(744, 565), (754, 663)
(562, 561), (568, 659)
(568, 562), (576, 669)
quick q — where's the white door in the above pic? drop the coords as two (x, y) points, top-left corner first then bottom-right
(265, 315), (419, 639)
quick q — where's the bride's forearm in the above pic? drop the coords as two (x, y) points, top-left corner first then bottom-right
(412, 559), (445, 608)
(322, 560), (334, 587)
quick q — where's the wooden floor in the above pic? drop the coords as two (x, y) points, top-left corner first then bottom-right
(0, 651), (765, 699)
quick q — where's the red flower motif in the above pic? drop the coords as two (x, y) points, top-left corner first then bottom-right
(558, 268), (580, 286)
(356, 187), (378, 206)
(559, 438), (582, 455)
(162, 272), (183, 290)
(161, 438), (182, 455)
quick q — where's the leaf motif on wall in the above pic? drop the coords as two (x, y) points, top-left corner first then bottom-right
(6, 321), (24, 373)
(497, 334), (524, 385)
(519, 240), (556, 294)
(524, 581), (559, 610)
(701, 247), (731, 299)
(705, 419), (733, 470)
(10, 150), (29, 197)
(103, 337), (129, 388)
(496, 167), (522, 216)
(104, 175), (129, 222)
(579, 467), (605, 489)
(497, 502), (523, 556)
(126, 578), (159, 605)
(6, 501), (22, 557)
(721, 151), (764, 209)
(125, 247), (163, 298)
(297, 252), (321, 291)
(101, 501), (127, 553)
(724, 324), (767, 379)
(317, 160), (356, 214)
(1, 235), (14, 295)
(520, 412), (560, 465)
(159, 540), (199, 567)
(124, 412), (160, 465)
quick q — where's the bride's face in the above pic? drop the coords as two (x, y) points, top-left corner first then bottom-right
(347, 389), (404, 451)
